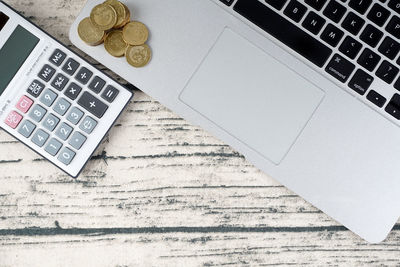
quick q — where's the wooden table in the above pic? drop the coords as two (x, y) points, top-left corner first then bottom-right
(1, 0), (399, 266)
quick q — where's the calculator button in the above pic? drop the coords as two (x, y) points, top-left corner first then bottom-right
(69, 132), (87, 150)
(75, 67), (93, 85)
(31, 129), (50, 147)
(78, 91), (108, 118)
(55, 122), (73, 141)
(101, 85), (119, 103)
(51, 73), (69, 91)
(49, 49), (66, 66)
(38, 64), (56, 82)
(18, 120), (36, 138)
(67, 107), (84, 125)
(29, 104), (47, 122)
(58, 147), (76, 165)
(4, 111), (23, 129)
(79, 116), (97, 134)
(88, 76), (106, 93)
(53, 97), (71, 116)
(64, 82), (82, 100)
(40, 89), (58, 107)
(43, 113), (60, 132)
(16, 95), (33, 113)
(62, 58), (80, 76)
(27, 80), (45, 98)
(45, 138), (62, 156)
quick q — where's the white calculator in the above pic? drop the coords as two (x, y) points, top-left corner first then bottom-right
(0, 1), (133, 177)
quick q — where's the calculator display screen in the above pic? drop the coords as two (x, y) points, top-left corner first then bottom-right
(0, 25), (39, 96)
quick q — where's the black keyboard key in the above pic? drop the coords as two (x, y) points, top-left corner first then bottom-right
(64, 82), (82, 100)
(38, 64), (56, 82)
(321, 23), (344, 47)
(51, 73), (69, 91)
(357, 48), (381, 72)
(367, 90), (386, 107)
(101, 85), (120, 103)
(284, 0), (308, 22)
(49, 49), (66, 66)
(323, 0), (347, 23)
(326, 54), (355, 82)
(348, 69), (374, 95)
(265, 0), (288, 10)
(388, 0), (400, 14)
(393, 76), (400, 90)
(349, 0), (372, 15)
(89, 76), (106, 93)
(233, 0), (332, 67)
(220, 0), (234, 6)
(385, 94), (400, 119)
(386, 16), (400, 39)
(367, 4), (391, 27)
(378, 36), (400, 60)
(75, 67), (93, 85)
(339, 36), (362, 59)
(62, 58), (80, 76)
(342, 12), (365, 35)
(27, 80), (45, 98)
(78, 91), (108, 118)
(305, 0), (328, 11)
(360, 24), (384, 48)
(302, 11), (326, 34)
(376, 60), (399, 84)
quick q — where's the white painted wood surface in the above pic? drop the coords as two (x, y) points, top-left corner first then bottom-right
(0, 0), (400, 266)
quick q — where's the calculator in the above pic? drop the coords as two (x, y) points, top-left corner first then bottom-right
(0, 1), (133, 177)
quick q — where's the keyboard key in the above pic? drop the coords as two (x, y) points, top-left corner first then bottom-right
(284, 0), (307, 23)
(357, 48), (381, 71)
(40, 89), (58, 107)
(64, 82), (82, 100)
(386, 16), (400, 39)
(45, 138), (62, 156)
(29, 104), (47, 122)
(348, 69), (374, 95)
(55, 122), (73, 141)
(234, 0), (332, 67)
(58, 147), (76, 165)
(321, 23), (344, 47)
(101, 85), (120, 103)
(385, 94), (400, 119)
(388, 0), (400, 14)
(305, 0), (327, 11)
(4, 111), (22, 129)
(16, 95), (33, 113)
(62, 58), (80, 76)
(265, 0), (288, 10)
(349, 0), (372, 15)
(42, 113), (60, 132)
(378, 36), (400, 60)
(342, 12), (365, 35)
(53, 98), (71, 116)
(302, 11), (326, 34)
(78, 91), (108, 118)
(360, 24), (384, 48)
(31, 129), (49, 148)
(69, 132), (87, 150)
(326, 54), (355, 82)
(18, 120), (36, 138)
(51, 73), (69, 91)
(367, 90), (386, 107)
(367, 4), (390, 27)
(219, 0), (234, 6)
(38, 64), (56, 82)
(88, 76), (106, 93)
(75, 67), (93, 85)
(79, 116), (98, 134)
(27, 80), (45, 98)
(339, 36), (362, 59)
(376, 60), (399, 84)
(66, 107), (84, 125)
(49, 49), (66, 66)
(323, 0), (346, 23)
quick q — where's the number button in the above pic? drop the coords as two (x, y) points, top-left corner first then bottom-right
(69, 132), (87, 150)
(17, 120), (36, 138)
(55, 122), (73, 141)
(53, 98), (71, 116)
(49, 49), (66, 66)
(16, 95), (33, 113)
(38, 64), (56, 82)
(62, 58), (80, 76)
(66, 107), (84, 125)
(31, 129), (50, 147)
(101, 85), (119, 103)
(58, 147), (76, 165)
(43, 113), (60, 132)
(64, 82), (82, 100)
(45, 138), (63, 156)
(4, 111), (23, 129)
(89, 76), (106, 93)
(75, 67), (93, 85)
(27, 80), (45, 98)
(79, 116), (97, 134)
(40, 89), (58, 107)
(29, 104), (47, 122)
(51, 73), (69, 91)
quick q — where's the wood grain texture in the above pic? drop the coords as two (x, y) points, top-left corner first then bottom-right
(0, 0), (400, 266)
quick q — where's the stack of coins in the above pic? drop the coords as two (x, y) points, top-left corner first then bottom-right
(77, 0), (151, 68)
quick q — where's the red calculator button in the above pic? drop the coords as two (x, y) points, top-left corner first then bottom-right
(5, 111), (23, 129)
(16, 95), (33, 113)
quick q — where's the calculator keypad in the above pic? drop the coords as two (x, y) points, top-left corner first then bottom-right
(40, 89), (58, 107)
(78, 91), (108, 118)
(51, 73), (69, 91)
(18, 120), (36, 138)
(27, 80), (45, 98)
(43, 113), (60, 132)
(62, 58), (80, 76)
(75, 67), (93, 85)
(53, 98), (71, 116)
(29, 104), (47, 122)
(32, 129), (49, 147)
(49, 49), (66, 66)
(16, 96), (33, 113)
(64, 82), (82, 100)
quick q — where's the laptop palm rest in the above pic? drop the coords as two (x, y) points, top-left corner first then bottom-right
(179, 28), (325, 164)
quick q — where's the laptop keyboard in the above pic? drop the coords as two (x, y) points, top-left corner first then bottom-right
(220, 0), (400, 121)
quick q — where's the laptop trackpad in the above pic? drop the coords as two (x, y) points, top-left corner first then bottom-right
(179, 28), (324, 164)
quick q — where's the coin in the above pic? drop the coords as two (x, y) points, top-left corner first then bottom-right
(78, 17), (105, 46)
(90, 4), (117, 31)
(104, 0), (127, 28)
(126, 44), (152, 67)
(104, 30), (128, 57)
(123, 21), (149, 46)
(122, 3), (131, 25)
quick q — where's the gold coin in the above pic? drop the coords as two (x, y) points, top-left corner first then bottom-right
(122, 3), (131, 24)
(123, 21), (149, 46)
(126, 44), (152, 67)
(77, 17), (105, 46)
(104, 30), (128, 57)
(104, 0), (127, 28)
(90, 4), (117, 31)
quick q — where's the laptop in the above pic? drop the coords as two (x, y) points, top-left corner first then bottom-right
(70, 0), (400, 243)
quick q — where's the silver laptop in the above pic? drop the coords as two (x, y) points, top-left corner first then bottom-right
(70, 0), (400, 242)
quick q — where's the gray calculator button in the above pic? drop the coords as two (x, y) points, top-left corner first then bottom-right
(43, 113), (60, 132)
(75, 67), (93, 85)
(69, 132), (87, 150)
(62, 58), (80, 76)
(51, 73), (69, 91)
(49, 49), (66, 66)
(38, 64), (56, 82)
(29, 104), (47, 122)
(31, 129), (49, 147)
(18, 120), (36, 138)
(89, 76), (106, 93)
(53, 97), (71, 116)
(40, 89), (58, 107)
(67, 107), (84, 125)
(27, 80), (45, 98)
(45, 138), (62, 156)
(79, 116), (97, 134)
(55, 122), (73, 141)
(58, 147), (76, 165)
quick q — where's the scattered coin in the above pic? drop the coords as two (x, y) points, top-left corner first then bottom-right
(104, 30), (128, 57)
(105, 0), (128, 29)
(126, 44), (152, 68)
(90, 3), (117, 31)
(78, 17), (105, 46)
(122, 21), (149, 46)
